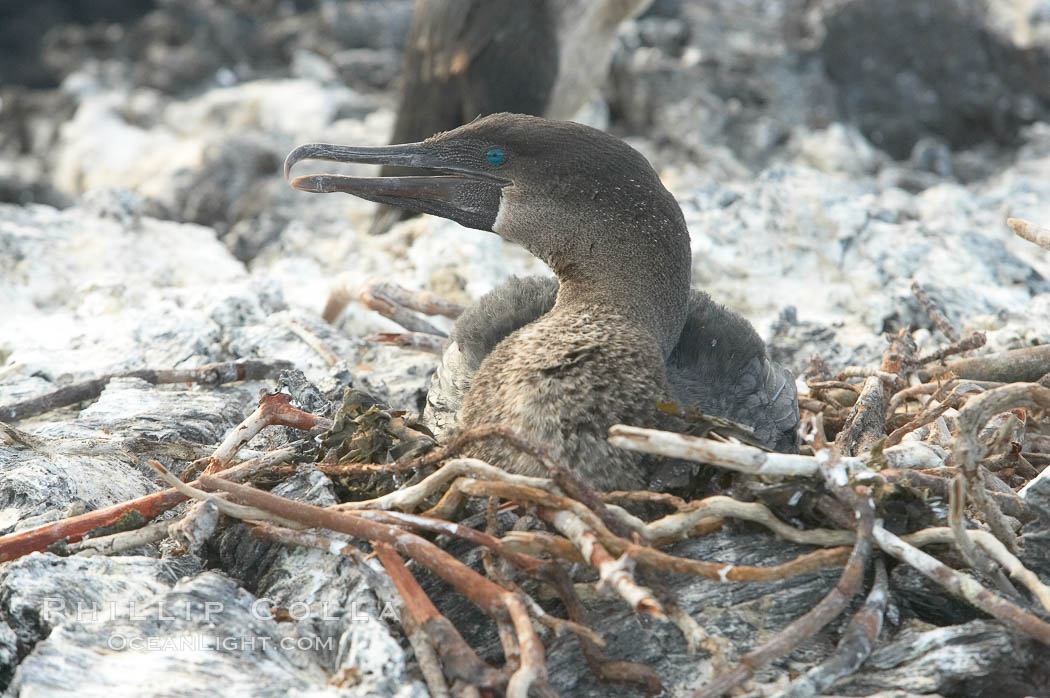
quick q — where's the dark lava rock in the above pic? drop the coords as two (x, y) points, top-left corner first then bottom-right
(27, 0), (412, 96)
(0, 0), (156, 88)
(171, 134), (280, 235)
(0, 87), (76, 207)
(821, 0), (1050, 159)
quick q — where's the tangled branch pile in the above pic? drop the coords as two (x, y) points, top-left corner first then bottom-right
(1, 227), (1049, 697)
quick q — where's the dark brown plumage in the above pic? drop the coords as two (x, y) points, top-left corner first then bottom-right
(285, 113), (799, 489)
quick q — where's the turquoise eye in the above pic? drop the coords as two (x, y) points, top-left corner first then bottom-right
(486, 147), (506, 165)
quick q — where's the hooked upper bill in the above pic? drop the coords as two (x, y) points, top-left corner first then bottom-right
(283, 140), (509, 232)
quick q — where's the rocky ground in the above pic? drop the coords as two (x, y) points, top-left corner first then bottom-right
(1, 0), (1050, 696)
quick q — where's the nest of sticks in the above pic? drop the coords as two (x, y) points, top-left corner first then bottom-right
(1, 218), (1049, 697)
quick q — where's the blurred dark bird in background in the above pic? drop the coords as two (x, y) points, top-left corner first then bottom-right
(369, 0), (654, 234)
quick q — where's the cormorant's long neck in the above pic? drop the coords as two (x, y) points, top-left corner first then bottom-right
(489, 144), (692, 356)
(547, 218), (691, 358)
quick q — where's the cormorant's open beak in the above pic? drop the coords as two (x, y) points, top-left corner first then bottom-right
(283, 142), (509, 230)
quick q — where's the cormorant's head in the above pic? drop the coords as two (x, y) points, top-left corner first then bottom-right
(284, 113), (687, 279)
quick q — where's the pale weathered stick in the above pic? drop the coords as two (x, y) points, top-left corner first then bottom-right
(62, 519), (173, 556)
(874, 525), (1050, 646)
(609, 424), (948, 477)
(363, 280), (465, 319)
(200, 392), (332, 476)
(544, 507), (665, 619)
(643, 495), (854, 547)
(1007, 217), (1050, 251)
(905, 527), (1050, 613)
(359, 280), (449, 337)
(149, 460), (303, 529)
(334, 457), (557, 512)
(282, 316), (341, 366)
(609, 425), (853, 476)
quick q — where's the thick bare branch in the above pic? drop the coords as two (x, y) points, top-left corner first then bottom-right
(0, 359), (293, 422)
(874, 525), (1050, 646)
(0, 446), (297, 563)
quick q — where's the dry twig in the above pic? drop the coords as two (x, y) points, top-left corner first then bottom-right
(693, 479), (876, 698)
(198, 475), (556, 698)
(60, 519), (173, 556)
(928, 345), (1050, 384)
(368, 332), (445, 354)
(836, 331), (909, 456)
(0, 359), (293, 422)
(1007, 216), (1050, 251)
(194, 392), (331, 477)
(608, 425), (859, 477)
(913, 332), (986, 367)
(911, 281), (960, 342)
(359, 280), (450, 337)
(0, 446), (296, 563)
(952, 383), (1050, 549)
(777, 557), (888, 697)
(874, 525), (1050, 646)
(543, 507), (665, 619)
